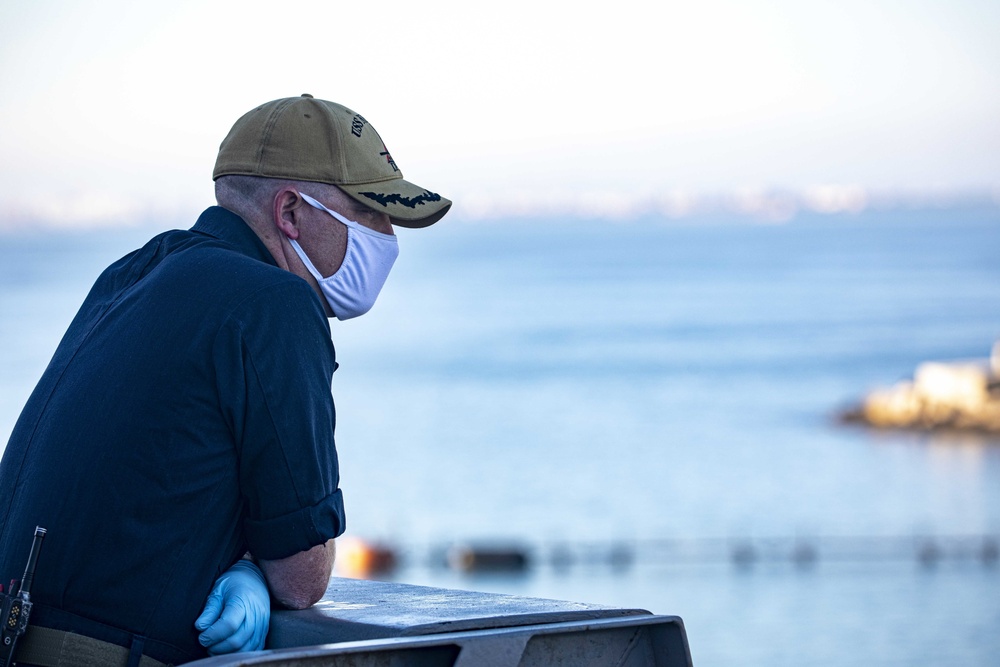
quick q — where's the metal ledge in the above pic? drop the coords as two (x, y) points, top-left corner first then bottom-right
(188, 615), (692, 667)
(186, 578), (692, 666)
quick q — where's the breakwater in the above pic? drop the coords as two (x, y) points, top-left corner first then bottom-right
(840, 342), (1000, 434)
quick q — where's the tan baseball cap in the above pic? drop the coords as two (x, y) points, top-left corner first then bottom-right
(214, 94), (450, 228)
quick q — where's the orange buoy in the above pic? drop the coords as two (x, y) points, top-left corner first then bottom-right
(334, 536), (398, 579)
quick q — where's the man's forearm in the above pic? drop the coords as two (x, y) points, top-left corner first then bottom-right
(259, 539), (336, 609)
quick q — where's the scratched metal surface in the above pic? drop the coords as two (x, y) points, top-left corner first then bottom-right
(268, 578), (650, 647)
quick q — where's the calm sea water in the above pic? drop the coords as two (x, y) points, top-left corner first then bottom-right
(2, 206), (999, 666)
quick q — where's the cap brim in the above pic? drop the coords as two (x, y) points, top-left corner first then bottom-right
(340, 178), (451, 228)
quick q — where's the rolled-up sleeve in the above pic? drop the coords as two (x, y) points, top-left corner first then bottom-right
(215, 278), (346, 561)
(242, 489), (345, 560)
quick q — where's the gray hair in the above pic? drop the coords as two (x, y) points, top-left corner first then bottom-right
(215, 175), (359, 242)
(215, 175), (298, 224)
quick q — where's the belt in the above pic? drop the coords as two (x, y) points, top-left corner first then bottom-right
(14, 626), (169, 667)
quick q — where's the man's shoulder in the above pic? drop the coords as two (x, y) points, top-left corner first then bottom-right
(120, 224), (325, 326)
(186, 241), (321, 317)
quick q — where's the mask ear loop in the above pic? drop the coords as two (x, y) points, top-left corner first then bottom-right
(287, 238), (327, 282)
(299, 192), (397, 241)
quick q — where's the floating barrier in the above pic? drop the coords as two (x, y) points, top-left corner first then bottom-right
(445, 544), (530, 573)
(336, 534), (1000, 578)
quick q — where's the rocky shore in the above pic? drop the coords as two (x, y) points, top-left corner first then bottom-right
(840, 343), (1000, 435)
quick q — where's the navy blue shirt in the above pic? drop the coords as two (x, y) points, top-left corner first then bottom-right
(0, 207), (346, 663)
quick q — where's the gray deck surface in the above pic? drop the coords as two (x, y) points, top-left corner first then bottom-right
(268, 577), (651, 647)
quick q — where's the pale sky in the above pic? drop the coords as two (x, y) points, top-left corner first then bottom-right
(0, 0), (998, 226)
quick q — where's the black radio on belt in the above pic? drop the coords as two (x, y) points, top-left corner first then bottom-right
(0, 527), (46, 667)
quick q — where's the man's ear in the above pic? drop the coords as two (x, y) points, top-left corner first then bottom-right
(273, 187), (304, 240)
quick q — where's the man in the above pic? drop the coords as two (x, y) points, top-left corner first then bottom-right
(0, 94), (450, 665)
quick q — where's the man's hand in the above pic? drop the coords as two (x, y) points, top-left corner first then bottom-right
(194, 560), (270, 655)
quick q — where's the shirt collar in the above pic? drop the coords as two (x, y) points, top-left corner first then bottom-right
(190, 206), (277, 267)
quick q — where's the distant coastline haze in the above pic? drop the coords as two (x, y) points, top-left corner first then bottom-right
(0, 0), (998, 229)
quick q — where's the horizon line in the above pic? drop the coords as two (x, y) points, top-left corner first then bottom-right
(1, 185), (998, 232)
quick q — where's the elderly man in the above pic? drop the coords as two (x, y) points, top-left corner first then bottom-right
(0, 95), (449, 666)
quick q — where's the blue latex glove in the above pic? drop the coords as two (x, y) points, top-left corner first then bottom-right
(194, 559), (270, 655)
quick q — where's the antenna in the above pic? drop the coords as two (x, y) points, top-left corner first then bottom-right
(18, 527), (46, 600)
(0, 527), (48, 667)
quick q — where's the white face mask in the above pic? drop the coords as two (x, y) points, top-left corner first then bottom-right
(289, 192), (399, 320)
